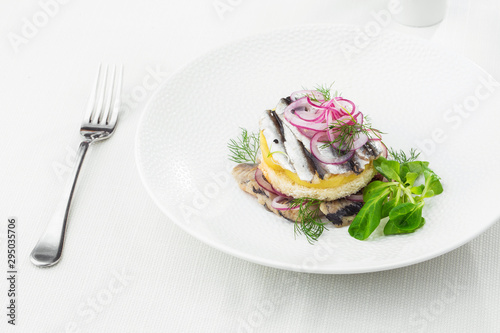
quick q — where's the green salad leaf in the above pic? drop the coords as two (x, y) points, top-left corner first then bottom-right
(348, 151), (443, 241)
(348, 190), (389, 240)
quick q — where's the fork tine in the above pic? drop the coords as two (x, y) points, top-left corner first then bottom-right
(83, 64), (103, 123)
(90, 64), (109, 124)
(98, 65), (116, 125)
(107, 65), (123, 127)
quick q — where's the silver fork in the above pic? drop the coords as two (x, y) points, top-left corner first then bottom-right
(30, 64), (123, 267)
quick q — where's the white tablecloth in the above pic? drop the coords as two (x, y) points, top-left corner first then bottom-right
(1, 1), (499, 332)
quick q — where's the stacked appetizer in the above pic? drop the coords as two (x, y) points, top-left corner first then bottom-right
(229, 87), (442, 243)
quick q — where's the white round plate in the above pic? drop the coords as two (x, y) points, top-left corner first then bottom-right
(136, 25), (500, 274)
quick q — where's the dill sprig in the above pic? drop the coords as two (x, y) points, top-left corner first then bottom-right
(227, 128), (260, 163)
(388, 148), (420, 164)
(308, 83), (340, 103)
(301, 84), (384, 154)
(266, 149), (291, 164)
(323, 118), (383, 153)
(288, 198), (327, 244)
(314, 83), (334, 101)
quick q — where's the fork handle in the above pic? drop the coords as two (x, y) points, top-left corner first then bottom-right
(30, 140), (91, 267)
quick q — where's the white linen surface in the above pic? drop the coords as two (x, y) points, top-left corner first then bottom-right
(0, 0), (498, 332)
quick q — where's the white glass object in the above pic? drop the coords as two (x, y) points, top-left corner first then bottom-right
(393, 0), (448, 27)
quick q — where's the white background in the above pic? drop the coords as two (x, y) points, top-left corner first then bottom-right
(1, 0), (499, 332)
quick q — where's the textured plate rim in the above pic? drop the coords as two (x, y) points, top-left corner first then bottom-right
(134, 24), (500, 274)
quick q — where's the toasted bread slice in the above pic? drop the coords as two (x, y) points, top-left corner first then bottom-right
(259, 156), (377, 201)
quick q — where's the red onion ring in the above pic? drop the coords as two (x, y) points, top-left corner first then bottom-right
(380, 141), (388, 158)
(285, 107), (327, 131)
(367, 129), (382, 140)
(306, 96), (327, 109)
(326, 112), (352, 141)
(331, 132), (369, 151)
(333, 115), (356, 126)
(310, 132), (354, 165)
(335, 97), (356, 114)
(355, 111), (363, 125)
(254, 168), (287, 197)
(331, 108), (344, 119)
(271, 196), (300, 211)
(326, 110), (335, 141)
(295, 108), (326, 123)
(290, 90), (324, 102)
(281, 93), (385, 166)
(297, 127), (317, 139)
